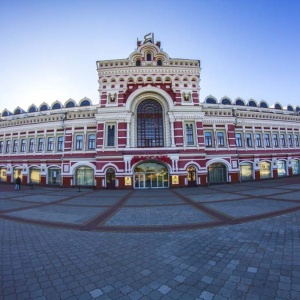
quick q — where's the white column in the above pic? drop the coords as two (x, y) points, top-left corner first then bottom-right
(126, 121), (130, 147)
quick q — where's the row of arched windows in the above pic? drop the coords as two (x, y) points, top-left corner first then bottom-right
(205, 97), (300, 112)
(1, 99), (93, 117)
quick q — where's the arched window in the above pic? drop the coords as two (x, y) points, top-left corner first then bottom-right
(221, 98), (231, 105)
(157, 59), (162, 66)
(80, 100), (90, 107)
(40, 104), (48, 111)
(248, 100), (257, 107)
(136, 60), (141, 66)
(146, 53), (151, 61)
(28, 106), (37, 113)
(260, 101), (268, 108)
(206, 97), (217, 104)
(137, 100), (164, 147)
(52, 103), (61, 110)
(235, 99), (245, 106)
(66, 101), (75, 108)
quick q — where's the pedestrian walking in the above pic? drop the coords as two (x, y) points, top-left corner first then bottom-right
(15, 176), (21, 190)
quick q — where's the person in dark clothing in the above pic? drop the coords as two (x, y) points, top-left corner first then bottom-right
(15, 177), (21, 190)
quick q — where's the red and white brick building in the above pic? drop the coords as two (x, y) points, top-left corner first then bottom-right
(1, 34), (300, 188)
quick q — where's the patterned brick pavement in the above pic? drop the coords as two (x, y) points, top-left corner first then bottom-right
(1, 177), (300, 299)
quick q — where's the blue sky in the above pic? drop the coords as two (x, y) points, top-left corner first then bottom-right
(0, 0), (299, 113)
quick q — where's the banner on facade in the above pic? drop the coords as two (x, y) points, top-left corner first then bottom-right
(172, 175), (179, 185)
(125, 176), (132, 186)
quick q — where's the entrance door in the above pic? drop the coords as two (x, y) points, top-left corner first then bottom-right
(134, 162), (169, 189)
(187, 166), (197, 187)
(208, 163), (227, 184)
(106, 168), (115, 189)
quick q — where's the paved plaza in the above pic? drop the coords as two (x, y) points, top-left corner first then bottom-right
(1, 177), (300, 299)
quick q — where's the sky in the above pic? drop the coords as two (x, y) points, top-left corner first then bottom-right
(0, 0), (300, 113)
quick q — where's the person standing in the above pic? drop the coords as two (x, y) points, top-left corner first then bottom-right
(15, 176), (21, 191)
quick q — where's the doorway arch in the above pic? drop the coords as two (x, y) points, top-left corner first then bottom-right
(208, 163), (227, 184)
(187, 166), (197, 187)
(74, 166), (94, 186)
(106, 168), (116, 189)
(134, 161), (169, 188)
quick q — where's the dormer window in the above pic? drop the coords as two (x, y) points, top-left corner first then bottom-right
(136, 60), (141, 66)
(146, 53), (151, 61)
(157, 59), (162, 66)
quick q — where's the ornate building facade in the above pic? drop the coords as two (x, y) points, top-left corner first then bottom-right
(1, 34), (300, 188)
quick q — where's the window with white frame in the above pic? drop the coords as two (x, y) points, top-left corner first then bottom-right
(13, 140), (18, 152)
(246, 133), (253, 147)
(0, 141), (3, 153)
(256, 133), (262, 147)
(57, 136), (64, 151)
(20, 139), (26, 152)
(273, 133), (279, 147)
(217, 132), (225, 147)
(205, 132), (213, 147)
(264, 133), (271, 147)
(280, 134), (286, 147)
(88, 134), (96, 149)
(47, 137), (54, 151)
(107, 124), (116, 147)
(185, 123), (195, 146)
(295, 134), (299, 147)
(5, 140), (11, 153)
(235, 133), (242, 147)
(37, 138), (44, 151)
(287, 134), (293, 147)
(75, 135), (83, 150)
(29, 138), (35, 152)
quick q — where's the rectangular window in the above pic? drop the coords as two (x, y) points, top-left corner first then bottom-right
(76, 135), (83, 150)
(273, 134), (279, 147)
(280, 134), (286, 147)
(264, 134), (270, 147)
(246, 133), (252, 147)
(0, 141), (4, 153)
(57, 136), (64, 151)
(295, 135), (299, 147)
(37, 138), (44, 151)
(13, 140), (18, 152)
(107, 125), (115, 147)
(217, 132), (225, 147)
(256, 133), (262, 147)
(5, 140), (11, 153)
(185, 124), (194, 146)
(287, 134), (293, 147)
(235, 133), (242, 147)
(20, 139), (26, 152)
(88, 134), (96, 149)
(205, 132), (213, 147)
(47, 137), (54, 151)
(29, 138), (34, 152)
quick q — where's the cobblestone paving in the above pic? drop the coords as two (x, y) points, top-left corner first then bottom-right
(1, 177), (300, 299)
(104, 206), (213, 226)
